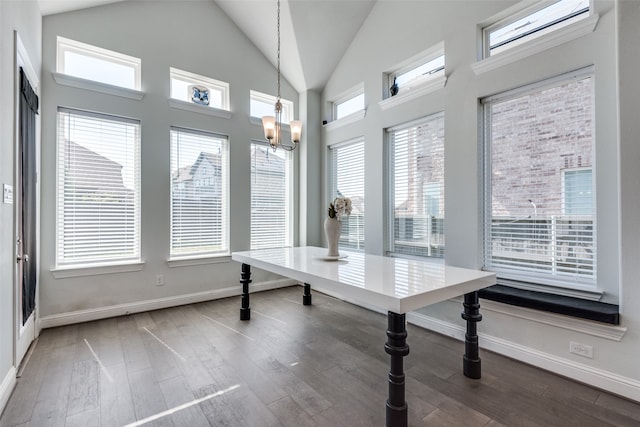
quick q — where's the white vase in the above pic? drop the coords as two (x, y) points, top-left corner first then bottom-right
(324, 217), (342, 257)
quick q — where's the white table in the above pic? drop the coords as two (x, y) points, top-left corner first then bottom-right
(231, 246), (496, 427)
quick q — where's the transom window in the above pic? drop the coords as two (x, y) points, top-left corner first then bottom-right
(170, 67), (229, 110)
(333, 92), (365, 121)
(483, 69), (595, 286)
(388, 43), (445, 97)
(328, 138), (365, 251)
(250, 90), (293, 123)
(250, 141), (293, 249)
(485, 0), (590, 56)
(56, 36), (141, 90)
(56, 108), (141, 266)
(387, 113), (445, 258)
(170, 127), (229, 257)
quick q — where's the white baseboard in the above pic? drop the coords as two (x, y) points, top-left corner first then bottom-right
(0, 366), (17, 416)
(38, 279), (296, 329)
(407, 311), (640, 403)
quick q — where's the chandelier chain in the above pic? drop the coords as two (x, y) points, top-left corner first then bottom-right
(276, 0), (281, 102)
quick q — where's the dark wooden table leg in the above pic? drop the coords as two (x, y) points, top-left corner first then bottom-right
(461, 291), (482, 379)
(385, 311), (409, 427)
(302, 283), (312, 306)
(240, 263), (251, 320)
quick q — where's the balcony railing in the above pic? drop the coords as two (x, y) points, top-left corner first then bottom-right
(489, 216), (594, 277)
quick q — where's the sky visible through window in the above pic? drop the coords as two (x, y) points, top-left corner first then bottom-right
(490, 0), (589, 53)
(64, 51), (136, 89)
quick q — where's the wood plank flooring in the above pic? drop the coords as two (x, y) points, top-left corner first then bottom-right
(1, 286), (639, 427)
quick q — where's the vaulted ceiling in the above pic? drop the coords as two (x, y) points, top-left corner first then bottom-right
(38, 0), (377, 93)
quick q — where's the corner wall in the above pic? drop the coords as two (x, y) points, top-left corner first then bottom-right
(321, 0), (639, 401)
(39, 2), (298, 321)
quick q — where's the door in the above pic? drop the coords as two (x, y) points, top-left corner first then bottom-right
(15, 34), (39, 367)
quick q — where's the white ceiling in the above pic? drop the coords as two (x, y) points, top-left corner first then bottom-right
(38, 0), (376, 93)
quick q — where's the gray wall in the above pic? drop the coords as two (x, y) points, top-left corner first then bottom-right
(322, 0), (639, 399)
(0, 0), (41, 407)
(39, 1), (299, 318)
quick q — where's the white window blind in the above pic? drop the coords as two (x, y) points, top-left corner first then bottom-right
(483, 73), (595, 285)
(250, 142), (293, 249)
(328, 138), (365, 250)
(387, 113), (445, 258)
(170, 127), (229, 257)
(56, 108), (141, 266)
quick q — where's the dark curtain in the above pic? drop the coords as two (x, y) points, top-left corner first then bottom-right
(20, 67), (38, 324)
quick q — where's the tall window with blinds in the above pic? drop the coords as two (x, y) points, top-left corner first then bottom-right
(483, 71), (595, 286)
(387, 113), (445, 258)
(56, 108), (141, 266)
(170, 127), (229, 257)
(250, 141), (293, 249)
(328, 138), (365, 250)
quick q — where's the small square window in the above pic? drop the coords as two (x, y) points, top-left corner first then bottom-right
(170, 67), (229, 110)
(57, 37), (141, 90)
(388, 51), (444, 97)
(250, 90), (293, 123)
(334, 93), (365, 120)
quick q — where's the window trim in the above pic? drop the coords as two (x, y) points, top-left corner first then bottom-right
(250, 139), (294, 250)
(56, 36), (142, 90)
(385, 112), (445, 259)
(327, 83), (366, 126)
(483, 0), (591, 57)
(482, 67), (596, 291)
(249, 90), (294, 127)
(472, 2), (598, 75)
(168, 126), (230, 260)
(169, 67), (230, 111)
(55, 107), (141, 268)
(382, 41), (445, 102)
(328, 137), (366, 252)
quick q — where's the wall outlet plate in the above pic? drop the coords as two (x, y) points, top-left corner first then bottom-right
(570, 341), (593, 359)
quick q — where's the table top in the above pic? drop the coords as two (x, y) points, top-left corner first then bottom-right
(232, 246), (496, 314)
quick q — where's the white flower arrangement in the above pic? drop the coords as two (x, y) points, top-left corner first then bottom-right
(328, 196), (352, 220)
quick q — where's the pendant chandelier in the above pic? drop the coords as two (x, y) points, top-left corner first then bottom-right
(262, 0), (302, 151)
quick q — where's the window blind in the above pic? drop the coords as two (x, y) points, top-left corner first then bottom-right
(484, 75), (595, 285)
(56, 108), (140, 266)
(328, 138), (365, 250)
(170, 127), (229, 257)
(250, 141), (293, 249)
(387, 114), (445, 258)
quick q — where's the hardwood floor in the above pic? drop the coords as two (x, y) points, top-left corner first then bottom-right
(1, 286), (639, 427)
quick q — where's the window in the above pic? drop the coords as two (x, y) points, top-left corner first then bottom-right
(250, 90), (293, 123)
(485, 0), (590, 56)
(328, 138), (365, 250)
(564, 169), (592, 215)
(56, 37), (141, 90)
(250, 141), (293, 249)
(387, 114), (445, 258)
(388, 51), (444, 97)
(483, 70), (595, 285)
(334, 92), (365, 121)
(170, 67), (229, 110)
(56, 108), (141, 266)
(170, 127), (229, 257)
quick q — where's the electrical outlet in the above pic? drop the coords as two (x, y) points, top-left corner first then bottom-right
(155, 274), (164, 286)
(569, 341), (593, 359)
